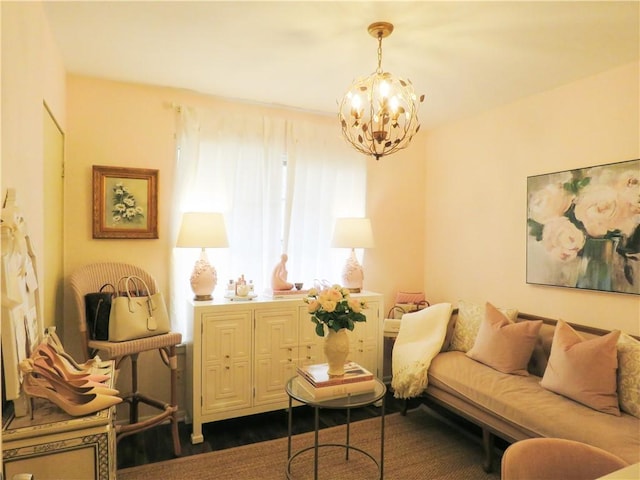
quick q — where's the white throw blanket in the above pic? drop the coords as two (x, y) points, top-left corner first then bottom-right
(391, 302), (453, 399)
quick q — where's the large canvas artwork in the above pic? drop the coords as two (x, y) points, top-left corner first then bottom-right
(527, 159), (639, 295)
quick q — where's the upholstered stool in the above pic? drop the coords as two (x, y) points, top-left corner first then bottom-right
(501, 437), (628, 480)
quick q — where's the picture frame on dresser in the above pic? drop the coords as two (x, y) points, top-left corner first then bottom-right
(92, 165), (158, 239)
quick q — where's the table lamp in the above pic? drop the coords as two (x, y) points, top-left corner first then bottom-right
(331, 217), (375, 292)
(176, 212), (229, 300)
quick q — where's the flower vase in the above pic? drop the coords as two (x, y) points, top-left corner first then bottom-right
(323, 329), (349, 376)
(576, 238), (615, 291)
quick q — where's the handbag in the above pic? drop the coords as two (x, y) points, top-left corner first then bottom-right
(84, 283), (116, 340)
(108, 275), (170, 342)
(395, 291), (427, 305)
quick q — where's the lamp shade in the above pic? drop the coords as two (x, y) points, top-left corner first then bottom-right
(331, 218), (375, 249)
(176, 212), (229, 248)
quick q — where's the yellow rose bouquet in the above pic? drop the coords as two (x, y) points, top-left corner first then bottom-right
(304, 285), (367, 337)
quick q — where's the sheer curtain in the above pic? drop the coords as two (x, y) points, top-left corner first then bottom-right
(286, 118), (367, 287)
(171, 106), (366, 338)
(170, 106), (200, 339)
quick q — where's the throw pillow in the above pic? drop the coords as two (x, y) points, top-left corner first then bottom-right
(617, 332), (640, 418)
(540, 320), (621, 416)
(449, 300), (518, 352)
(467, 302), (542, 375)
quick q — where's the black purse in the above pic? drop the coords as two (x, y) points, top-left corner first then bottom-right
(84, 283), (116, 340)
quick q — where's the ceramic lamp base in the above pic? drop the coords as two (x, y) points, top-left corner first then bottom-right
(193, 294), (213, 301)
(190, 248), (218, 301)
(341, 249), (364, 291)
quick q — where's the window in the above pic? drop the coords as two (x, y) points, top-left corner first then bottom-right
(171, 106), (367, 336)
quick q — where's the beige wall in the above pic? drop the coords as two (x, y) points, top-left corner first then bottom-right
(424, 61), (640, 335)
(62, 76), (426, 413)
(1, 1), (66, 331)
(63, 75), (427, 346)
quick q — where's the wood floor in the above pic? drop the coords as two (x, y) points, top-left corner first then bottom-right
(116, 390), (409, 470)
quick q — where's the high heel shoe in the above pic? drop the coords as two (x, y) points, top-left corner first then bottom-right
(21, 371), (122, 418)
(33, 343), (110, 383)
(27, 358), (119, 397)
(21, 358), (119, 397)
(45, 331), (111, 370)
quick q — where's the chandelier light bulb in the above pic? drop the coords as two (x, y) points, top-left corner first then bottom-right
(351, 94), (362, 111)
(379, 80), (390, 98)
(390, 96), (399, 113)
(338, 21), (425, 161)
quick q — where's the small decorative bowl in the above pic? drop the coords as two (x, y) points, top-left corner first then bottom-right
(294, 282), (303, 290)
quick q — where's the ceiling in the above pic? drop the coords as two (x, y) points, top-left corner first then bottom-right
(43, 1), (639, 130)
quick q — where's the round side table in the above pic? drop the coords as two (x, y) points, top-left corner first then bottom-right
(285, 375), (386, 480)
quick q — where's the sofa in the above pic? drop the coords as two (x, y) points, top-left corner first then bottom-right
(391, 301), (640, 473)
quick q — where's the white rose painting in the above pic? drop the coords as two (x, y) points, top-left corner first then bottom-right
(527, 159), (639, 295)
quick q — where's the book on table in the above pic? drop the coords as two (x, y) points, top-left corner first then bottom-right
(296, 373), (376, 400)
(296, 361), (374, 387)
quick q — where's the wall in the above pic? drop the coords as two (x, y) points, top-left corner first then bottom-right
(424, 61), (640, 334)
(63, 76), (427, 414)
(63, 78), (426, 329)
(1, 2), (66, 328)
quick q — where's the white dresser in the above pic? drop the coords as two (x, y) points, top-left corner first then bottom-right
(185, 291), (383, 444)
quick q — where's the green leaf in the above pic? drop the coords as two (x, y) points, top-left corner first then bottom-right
(527, 219), (544, 241)
(577, 177), (591, 189)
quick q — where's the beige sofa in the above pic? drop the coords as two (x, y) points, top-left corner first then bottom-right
(404, 310), (640, 472)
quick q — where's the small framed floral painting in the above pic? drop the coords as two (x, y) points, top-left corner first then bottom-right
(92, 165), (158, 239)
(526, 159), (639, 295)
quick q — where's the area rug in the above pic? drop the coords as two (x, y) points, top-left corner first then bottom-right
(117, 405), (501, 479)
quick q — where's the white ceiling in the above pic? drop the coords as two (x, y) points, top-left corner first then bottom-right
(43, 1), (639, 130)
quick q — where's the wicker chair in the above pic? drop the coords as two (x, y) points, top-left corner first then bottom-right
(69, 262), (182, 456)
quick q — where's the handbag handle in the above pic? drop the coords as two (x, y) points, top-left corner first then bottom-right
(116, 275), (156, 315)
(387, 305), (407, 319)
(99, 283), (116, 295)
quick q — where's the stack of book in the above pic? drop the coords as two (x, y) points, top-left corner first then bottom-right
(296, 361), (376, 400)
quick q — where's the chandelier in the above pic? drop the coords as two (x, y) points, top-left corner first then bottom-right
(339, 22), (424, 161)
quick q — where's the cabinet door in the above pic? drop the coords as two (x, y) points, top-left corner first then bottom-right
(347, 300), (379, 375)
(254, 307), (299, 406)
(201, 311), (252, 415)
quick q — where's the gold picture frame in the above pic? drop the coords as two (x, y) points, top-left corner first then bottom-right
(92, 165), (158, 239)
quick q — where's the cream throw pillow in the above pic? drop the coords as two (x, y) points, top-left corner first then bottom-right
(617, 332), (640, 418)
(449, 300), (518, 352)
(467, 302), (542, 375)
(541, 320), (621, 416)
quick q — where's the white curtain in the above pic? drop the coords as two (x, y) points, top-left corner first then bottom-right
(171, 106), (366, 339)
(170, 106), (200, 339)
(286, 118), (367, 287)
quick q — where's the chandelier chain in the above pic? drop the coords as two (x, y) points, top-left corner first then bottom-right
(376, 34), (383, 73)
